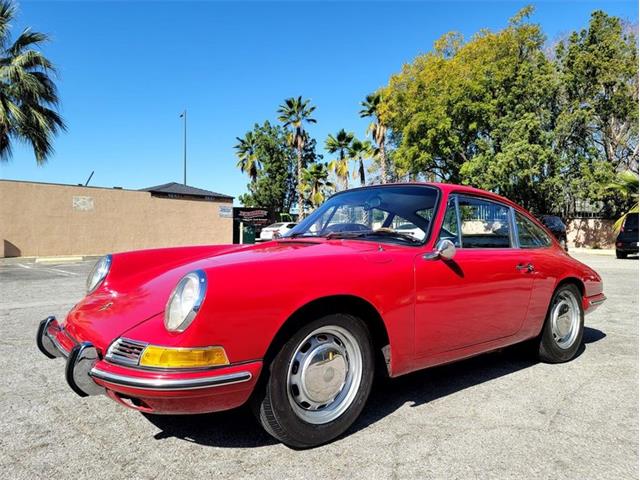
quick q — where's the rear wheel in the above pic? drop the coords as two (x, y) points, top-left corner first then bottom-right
(538, 284), (584, 363)
(616, 250), (627, 259)
(255, 313), (374, 448)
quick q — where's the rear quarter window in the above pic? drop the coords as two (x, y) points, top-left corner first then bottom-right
(516, 212), (552, 248)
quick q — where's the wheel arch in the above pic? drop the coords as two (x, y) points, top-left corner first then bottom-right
(532, 276), (586, 339)
(263, 295), (391, 375)
(555, 276), (585, 298)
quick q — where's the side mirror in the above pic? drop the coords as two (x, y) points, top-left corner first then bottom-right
(423, 239), (456, 261)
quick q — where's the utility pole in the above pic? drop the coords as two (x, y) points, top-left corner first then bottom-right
(180, 110), (187, 185)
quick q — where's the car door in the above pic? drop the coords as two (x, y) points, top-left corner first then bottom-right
(512, 210), (557, 329)
(413, 194), (535, 359)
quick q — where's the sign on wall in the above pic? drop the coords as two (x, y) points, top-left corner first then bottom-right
(72, 196), (94, 211)
(219, 205), (232, 218)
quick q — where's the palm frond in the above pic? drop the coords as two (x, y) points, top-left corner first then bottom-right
(9, 29), (48, 56)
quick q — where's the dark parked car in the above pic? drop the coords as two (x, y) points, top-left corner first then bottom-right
(615, 212), (639, 259)
(539, 215), (568, 250)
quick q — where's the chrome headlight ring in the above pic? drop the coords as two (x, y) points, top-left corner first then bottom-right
(86, 254), (112, 294)
(164, 270), (207, 332)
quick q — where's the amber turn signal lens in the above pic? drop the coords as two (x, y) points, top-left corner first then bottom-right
(139, 345), (229, 369)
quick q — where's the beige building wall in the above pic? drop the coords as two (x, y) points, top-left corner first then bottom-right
(0, 180), (233, 257)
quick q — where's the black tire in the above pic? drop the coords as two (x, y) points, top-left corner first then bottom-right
(538, 284), (584, 363)
(254, 313), (374, 449)
(616, 250), (627, 259)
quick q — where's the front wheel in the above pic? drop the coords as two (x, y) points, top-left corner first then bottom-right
(254, 314), (374, 448)
(538, 284), (584, 363)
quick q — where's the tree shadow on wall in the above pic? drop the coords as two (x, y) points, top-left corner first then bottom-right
(570, 218), (615, 249)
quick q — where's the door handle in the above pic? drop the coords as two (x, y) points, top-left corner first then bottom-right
(516, 263), (535, 273)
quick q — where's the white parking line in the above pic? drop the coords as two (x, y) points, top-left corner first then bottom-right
(16, 263), (79, 276)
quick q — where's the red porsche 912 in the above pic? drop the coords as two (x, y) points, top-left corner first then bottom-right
(37, 183), (605, 448)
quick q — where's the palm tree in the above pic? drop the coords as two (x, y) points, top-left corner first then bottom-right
(277, 96), (316, 218)
(326, 129), (354, 190)
(360, 92), (388, 183)
(234, 131), (260, 182)
(349, 138), (372, 187)
(302, 162), (334, 208)
(0, 1), (65, 164)
(608, 171), (639, 231)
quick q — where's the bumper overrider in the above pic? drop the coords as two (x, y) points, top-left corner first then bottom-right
(36, 316), (262, 414)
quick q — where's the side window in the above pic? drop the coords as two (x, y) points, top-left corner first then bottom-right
(516, 212), (551, 248)
(458, 196), (512, 248)
(438, 197), (460, 247)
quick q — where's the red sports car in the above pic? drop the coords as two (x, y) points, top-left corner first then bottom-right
(37, 183), (605, 448)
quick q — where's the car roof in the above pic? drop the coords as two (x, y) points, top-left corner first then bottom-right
(333, 182), (525, 212)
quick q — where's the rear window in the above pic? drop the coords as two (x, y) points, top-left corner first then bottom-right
(516, 212), (552, 248)
(624, 213), (638, 230)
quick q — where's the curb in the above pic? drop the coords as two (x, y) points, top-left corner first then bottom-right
(1, 255), (100, 265)
(35, 256), (85, 264)
(569, 249), (615, 256)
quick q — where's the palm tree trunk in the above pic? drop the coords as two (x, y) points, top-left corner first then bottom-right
(379, 142), (388, 184)
(297, 147), (305, 219)
(359, 160), (365, 186)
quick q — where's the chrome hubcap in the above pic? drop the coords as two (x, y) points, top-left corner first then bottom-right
(551, 291), (580, 349)
(287, 325), (362, 424)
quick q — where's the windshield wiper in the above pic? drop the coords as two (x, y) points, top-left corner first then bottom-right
(285, 232), (322, 239)
(326, 229), (421, 244)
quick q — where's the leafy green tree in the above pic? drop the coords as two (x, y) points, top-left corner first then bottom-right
(237, 121), (297, 214)
(0, 0), (65, 164)
(554, 11), (638, 215)
(348, 138), (372, 187)
(302, 162), (334, 208)
(277, 96), (317, 217)
(379, 6), (638, 216)
(360, 93), (389, 183)
(326, 128), (354, 190)
(234, 131), (260, 183)
(556, 11), (638, 173)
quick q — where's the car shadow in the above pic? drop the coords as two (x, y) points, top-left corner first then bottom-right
(143, 327), (606, 449)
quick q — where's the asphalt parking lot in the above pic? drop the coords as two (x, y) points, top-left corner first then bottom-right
(0, 253), (637, 479)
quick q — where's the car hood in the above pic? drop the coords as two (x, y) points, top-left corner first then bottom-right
(64, 240), (379, 349)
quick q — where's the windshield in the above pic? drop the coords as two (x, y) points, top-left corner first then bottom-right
(285, 185), (439, 245)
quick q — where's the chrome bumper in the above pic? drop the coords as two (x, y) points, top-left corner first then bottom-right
(36, 316), (70, 358)
(37, 316), (253, 396)
(37, 316), (104, 396)
(89, 369), (252, 390)
(588, 295), (607, 307)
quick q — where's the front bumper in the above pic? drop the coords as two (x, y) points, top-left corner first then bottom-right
(37, 316), (261, 413)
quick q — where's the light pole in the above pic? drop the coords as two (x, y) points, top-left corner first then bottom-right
(180, 110), (187, 185)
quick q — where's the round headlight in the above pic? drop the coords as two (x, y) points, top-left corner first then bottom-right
(164, 270), (207, 332)
(86, 255), (111, 294)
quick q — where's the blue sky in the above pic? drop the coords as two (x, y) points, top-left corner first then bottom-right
(0, 0), (637, 200)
